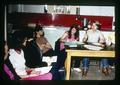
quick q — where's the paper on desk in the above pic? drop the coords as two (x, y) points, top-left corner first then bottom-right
(83, 45), (103, 50)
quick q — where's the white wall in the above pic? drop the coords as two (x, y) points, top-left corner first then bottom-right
(44, 26), (69, 49)
(9, 5), (115, 17)
(80, 6), (115, 16)
(22, 5), (44, 13)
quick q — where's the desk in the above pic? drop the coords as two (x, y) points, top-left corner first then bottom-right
(65, 50), (115, 80)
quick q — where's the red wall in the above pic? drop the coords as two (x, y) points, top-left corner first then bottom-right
(8, 12), (113, 30)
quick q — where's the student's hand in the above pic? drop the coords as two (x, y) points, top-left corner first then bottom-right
(31, 69), (41, 75)
(41, 44), (45, 47)
(99, 43), (105, 48)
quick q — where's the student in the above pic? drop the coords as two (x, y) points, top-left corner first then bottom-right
(82, 22), (109, 76)
(23, 25), (61, 80)
(58, 24), (81, 72)
(34, 25), (55, 56)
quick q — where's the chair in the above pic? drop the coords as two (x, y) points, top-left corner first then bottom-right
(55, 38), (66, 69)
(22, 73), (52, 80)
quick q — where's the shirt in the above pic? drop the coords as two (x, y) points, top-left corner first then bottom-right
(60, 32), (78, 50)
(9, 49), (27, 76)
(86, 30), (104, 43)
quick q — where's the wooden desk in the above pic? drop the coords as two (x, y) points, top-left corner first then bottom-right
(65, 50), (115, 80)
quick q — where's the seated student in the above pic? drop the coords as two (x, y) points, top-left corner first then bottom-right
(34, 24), (56, 56)
(57, 24), (81, 72)
(23, 25), (56, 68)
(82, 22), (109, 76)
(8, 31), (52, 80)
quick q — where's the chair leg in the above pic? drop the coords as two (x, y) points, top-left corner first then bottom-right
(98, 61), (101, 70)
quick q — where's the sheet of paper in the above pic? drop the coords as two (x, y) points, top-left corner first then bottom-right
(34, 66), (52, 75)
(42, 56), (57, 66)
(84, 45), (103, 50)
(42, 56), (50, 63)
(51, 56), (57, 62)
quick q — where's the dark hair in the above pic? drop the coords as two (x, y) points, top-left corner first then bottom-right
(34, 25), (44, 37)
(8, 31), (24, 50)
(96, 23), (101, 30)
(22, 27), (34, 39)
(34, 25), (43, 32)
(68, 24), (79, 40)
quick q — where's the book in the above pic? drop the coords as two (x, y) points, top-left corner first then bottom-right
(64, 41), (84, 47)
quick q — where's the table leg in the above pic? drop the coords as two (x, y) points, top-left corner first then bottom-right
(65, 52), (71, 80)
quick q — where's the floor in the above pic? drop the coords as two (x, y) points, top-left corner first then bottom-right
(60, 61), (115, 80)
(70, 66), (115, 80)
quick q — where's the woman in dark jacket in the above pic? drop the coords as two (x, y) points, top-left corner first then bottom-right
(23, 25), (61, 80)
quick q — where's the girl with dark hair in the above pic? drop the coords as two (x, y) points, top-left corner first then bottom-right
(59, 24), (81, 72)
(67, 24), (79, 40)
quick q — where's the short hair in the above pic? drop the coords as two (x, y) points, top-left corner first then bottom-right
(8, 31), (23, 49)
(92, 21), (101, 30)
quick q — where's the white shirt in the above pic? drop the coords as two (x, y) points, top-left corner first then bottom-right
(9, 49), (27, 76)
(87, 30), (104, 43)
